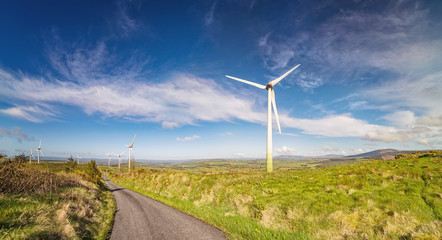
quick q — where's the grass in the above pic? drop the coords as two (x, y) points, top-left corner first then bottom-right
(0, 160), (115, 240)
(108, 151), (442, 239)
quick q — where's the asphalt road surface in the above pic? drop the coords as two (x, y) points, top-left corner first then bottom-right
(104, 174), (227, 240)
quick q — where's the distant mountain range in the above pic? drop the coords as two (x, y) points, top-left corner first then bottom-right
(276, 154), (344, 159)
(277, 149), (433, 160)
(346, 149), (427, 158)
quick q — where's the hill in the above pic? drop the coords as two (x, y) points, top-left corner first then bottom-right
(108, 151), (442, 239)
(0, 160), (115, 239)
(347, 149), (429, 158)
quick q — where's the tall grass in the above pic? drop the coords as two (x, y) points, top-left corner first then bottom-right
(109, 151), (441, 239)
(0, 160), (115, 240)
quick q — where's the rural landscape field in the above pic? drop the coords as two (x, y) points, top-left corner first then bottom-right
(1, 151), (440, 239)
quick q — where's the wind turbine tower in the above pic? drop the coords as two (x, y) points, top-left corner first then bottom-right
(126, 134), (136, 172)
(115, 152), (125, 171)
(29, 148), (35, 163)
(75, 153), (81, 164)
(226, 64), (300, 172)
(36, 140), (44, 164)
(106, 153), (112, 168)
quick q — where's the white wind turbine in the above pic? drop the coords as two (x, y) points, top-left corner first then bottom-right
(29, 148), (35, 163)
(75, 153), (81, 164)
(106, 153), (112, 168)
(36, 140), (44, 164)
(114, 151), (125, 171)
(126, 134), (136, 172)
(226, 64), (300, 172)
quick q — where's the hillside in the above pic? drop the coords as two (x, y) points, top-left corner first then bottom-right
(0, 159), (115, 240)
(108, 151), (441, 239)
(347, 149), (425, 158)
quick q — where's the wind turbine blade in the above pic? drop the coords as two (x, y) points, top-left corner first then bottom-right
(129, 134), (136, 147)
(39, 140), (42, 148)
(40, 151), (44, 157)
(225, 75), (266, 89)
(269, 64), (300, 87)
(271, 89), (281, 134)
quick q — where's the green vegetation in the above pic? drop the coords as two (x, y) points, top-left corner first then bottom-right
(133, 157), (365, 174)
(65, 156), (77, 172)
(108, 151), (442, 239)
(0, 158), (115, 240)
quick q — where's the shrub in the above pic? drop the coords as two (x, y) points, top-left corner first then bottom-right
(86, 160), (102, 185)
(0, 160), (81, 194)
(14, 153), (28, 163)
(65, 156), (77, 172)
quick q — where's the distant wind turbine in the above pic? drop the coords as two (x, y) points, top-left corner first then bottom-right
(29, 148), (35, 163)
(126, 134), (136, 172)
(36, 140), (44, 164)
(75, 153), (81, 164)
(106, 153), (112, 168)
(226, 64), (300, 172)
(114, 151), (125, 171)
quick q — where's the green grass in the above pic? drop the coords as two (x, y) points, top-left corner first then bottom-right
(0, 160), (115, 240)
(108, 151), (442, 239)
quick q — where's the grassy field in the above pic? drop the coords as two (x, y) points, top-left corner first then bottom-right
(0, 159), (115, 240)
(108, 151), (441, 239)
(130, 157), (365, 174)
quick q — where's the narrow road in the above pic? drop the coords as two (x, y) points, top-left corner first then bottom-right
(104, 174), (227, 240)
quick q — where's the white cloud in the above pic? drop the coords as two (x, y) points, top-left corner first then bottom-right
(2, 65), (439, 145)
(382, 111), (416, 128)
(281, 114), (393, 138)
(0, 69), (264, 128)
(176, 135), (200, 142)
(322, 145), (338, 152)
(417, 138), (433, 147)
(222, 132), (234, 136)
(275, 146), (298, 155)
(0, 105), (57, 123)
(257, 2), (442, 91)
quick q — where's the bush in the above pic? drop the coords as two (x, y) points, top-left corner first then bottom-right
(65, 156), (77, 172)
(395, 153), (407, 159)
(86, 160), (102, 185)
(14, 153), (28, 163)
(0, 160), (82, 195)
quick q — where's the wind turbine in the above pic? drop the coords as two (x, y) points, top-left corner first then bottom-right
(75, 153), (81, 164)
(29, 148), (35, 163)
(114, 151), (125, 171)
(106, 153), (112, 168)
(36, 140), (44, 164)
(126, 134), (136, 172)
(226, 64), (300, 172)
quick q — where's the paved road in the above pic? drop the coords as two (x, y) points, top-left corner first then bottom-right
(104, 174), (227, 240)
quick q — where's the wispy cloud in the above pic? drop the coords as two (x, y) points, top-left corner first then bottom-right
(115, 1), (142, 37)
(0, 104), (57, 123)
(176, 135), (200, 142)
(0, 126), (35, 143)
(257, 1), (442, 90)
(0, 69), (264, 128)
(205, 1), (217, 26)
(221, 131), (234, 136)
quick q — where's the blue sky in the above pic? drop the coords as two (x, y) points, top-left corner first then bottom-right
(1, 0), (441, 160)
